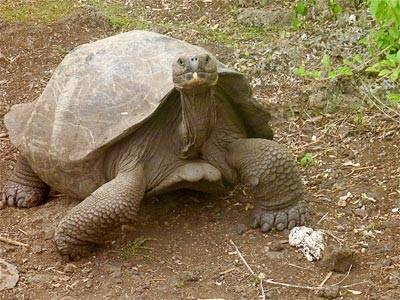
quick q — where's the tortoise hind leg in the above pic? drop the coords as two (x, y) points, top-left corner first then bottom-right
(2, 155), (49, 208)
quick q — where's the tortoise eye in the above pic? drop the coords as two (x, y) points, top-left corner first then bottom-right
(178, 58), (185, 67)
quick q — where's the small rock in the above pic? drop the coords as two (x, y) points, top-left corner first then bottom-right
(85, 279), (93, 288)
(322, 245), (355, 273)
(353, 207), (367, 218)
(269, 241), (285, 252)
(32, 244), (43, 254)
(236, 223), (248, 235)
(317, 286), (340, 298)
(81, 266), (92, 274)
(0, 259), (19, 291)
(383, 258), (392, 267)
(264, 250), (287, 260)
(64, 263), (77, 274)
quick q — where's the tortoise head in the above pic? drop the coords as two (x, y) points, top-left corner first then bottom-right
(172, 53), (218, 90)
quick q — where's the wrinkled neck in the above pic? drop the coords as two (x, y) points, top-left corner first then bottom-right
(180, 87), (216, 159)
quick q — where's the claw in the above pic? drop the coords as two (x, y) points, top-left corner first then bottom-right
(275, 212), (288, 231)
(250, 203), (306, 232)
(261, 222), (272, 232)
(251, 212), (261, 228)
(260, 212), (274, 232)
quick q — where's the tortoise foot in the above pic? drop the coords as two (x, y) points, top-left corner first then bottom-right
(251, 203), (306, 233)
(2, 181), (49, 208)
(54, 232), (96, 261)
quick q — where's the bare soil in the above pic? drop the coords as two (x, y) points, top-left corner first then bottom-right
(1, 1), (399, 300)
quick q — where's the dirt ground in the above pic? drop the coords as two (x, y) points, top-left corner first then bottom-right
(0, 1), (399, 300)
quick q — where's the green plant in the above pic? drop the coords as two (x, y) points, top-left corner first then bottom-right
(293, 53), (354, 80)
(366, 221), (380, 231)
(299, 153), (316, 167)
(328, 0), (342, 18)
(175, 271), (193, 288)
(365, 0), (400, 81)
(292, 0), (316, 30)
(387, 93), (400, 107)
(122, 237), (152, 258)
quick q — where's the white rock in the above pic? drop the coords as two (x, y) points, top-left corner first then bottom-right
(289, 226), (325, 261)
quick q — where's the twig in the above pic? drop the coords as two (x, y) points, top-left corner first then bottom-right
(229, 240), (254, 275)
(333, 265), (352, 286)
(18, 228), (29, 236)
(219, 268), (236, 275)
(230, 240), (266, 300)
(321, 230), (344, 245)
(319, 272), (333, 287)
(265, 279), (324, 290)
(0, 236), (30, 247)
(317, 212), (329, 224)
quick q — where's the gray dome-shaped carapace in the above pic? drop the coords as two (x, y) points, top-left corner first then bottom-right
(6, 31), (270, 165)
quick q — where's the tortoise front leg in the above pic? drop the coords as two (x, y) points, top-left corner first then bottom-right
(54, 166), (145, 260)
(227, 138), (305, 232)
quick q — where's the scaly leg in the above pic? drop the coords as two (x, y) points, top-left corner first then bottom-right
(54, 166), (146, 260)
(227, 138), (305, 232)
(2, 155), (49, 208)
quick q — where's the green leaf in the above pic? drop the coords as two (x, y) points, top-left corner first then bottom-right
(337, 66), (353, 76)
(387, 93), (400, 101)
(292, 17), (300, 30)
(322, 54), (331, 68)
(353, 55), (363, 63)
(311, 70), (322, 79)
(390, 67), (399, 81)
(293, 66), (306, 76)
(377, 69), (391, 77)
(328, 70), (337, 79)
(297, 2), (308, 16)
(343, 58), (352, 66)
(365, 66), (378, 73)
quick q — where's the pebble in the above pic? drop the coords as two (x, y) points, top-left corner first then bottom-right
(85, 279), (93, 288)
(64, 263), (76, 274)
(32, 244), (43, 254)
(269, 241), (285, 252)
(236, 223), (248, 235)
(353, 207), (367, 218)
(317, 286), (340, 298)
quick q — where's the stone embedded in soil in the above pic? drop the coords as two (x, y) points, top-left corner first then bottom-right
(269, 241), (285, 252)
(317, 286), (340, 298)
(353, 207), (368, 218)
(322, 245), (355, 273)
(32, 244), (43, 254)
(236, 223), (248, 235)
(0, 258), (19, 291)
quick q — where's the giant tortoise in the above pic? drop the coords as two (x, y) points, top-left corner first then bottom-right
(2, 30), (305, 259)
